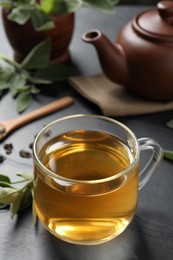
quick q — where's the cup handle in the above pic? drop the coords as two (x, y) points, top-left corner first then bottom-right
(138, 138), (163, 190)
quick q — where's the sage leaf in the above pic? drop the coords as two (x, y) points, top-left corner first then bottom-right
(16, 91), (32, 112)
(0, 172), (34, 216)
(164, 150), (173, 161)
(0, 0), (13, 9)
(9, 73), (27, 97)
(0, 187), (18, 203)
(0, 174), (13, 188)
(8, 8), (30, 25)
(52, 0), (82, 16)
(30, 9), (54, 31)
(167, 119), (173, 129)
(15, 84), (40, 94)
(82, 0), (115, 12)
(18, 184), (33, 211)
(0, 84), (9, 91)
(30, 85), (40, 94)
(27, 75), (52, 84)
(17, 172), (34, 181)
(0, 53), (20, 69)
(10, 189), (24, 218)
(35, 63), (77, 81)
(0, 202), (8, 209)
(21, 39), (51, 69)
(0, 174), (11, 183)
(0, 67), (13, 91)
(39, 0), (58, 14)
(109, 0), (119, 4)
(0, 181), (13, 188)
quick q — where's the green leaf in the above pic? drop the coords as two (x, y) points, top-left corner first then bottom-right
(0, 202), (8, 209)
(21, 39), (51, 69)
(27, 75), (52, 84)
(0, 67), (13, 91)
(7, 6), (31, 25)
(39, 0), (59, 14)
(0, 174), (13, 188)
(167, 119), (173, 129)
(0, 83), (9, 91)
(16, 91), (32, 112)
(0, 172), (34, 217)
(164, 150), (173, 161)
(0, 0), (14, 9)
(17, 172), (33, 181)
(82, 0), (115, 12)
(9, 73), (27, 97)
(109, 0), (119, 5)
(18, 184), (33, 211)
(0, 181), (13, 188)
(52, 0), (82, 16)
(30, 9), (54, 31)
(10, 189), (24, 218)
(30, 85), (40, 94)
(0, 187), (18, 203)
(0, 53), (20, 69)
(0, 174), (11, 184)
(35, 63), (77, 81)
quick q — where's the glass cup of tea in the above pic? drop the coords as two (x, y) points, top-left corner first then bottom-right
(33, 114), (163, 245)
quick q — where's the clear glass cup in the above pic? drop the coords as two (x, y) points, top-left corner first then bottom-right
(33, 114), (163, 245)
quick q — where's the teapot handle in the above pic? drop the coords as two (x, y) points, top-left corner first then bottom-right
(138, 138), (163, 190)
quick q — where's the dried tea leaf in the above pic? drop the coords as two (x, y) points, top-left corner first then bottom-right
(0, 155), (6, 163)
(19, 150), (32, 158)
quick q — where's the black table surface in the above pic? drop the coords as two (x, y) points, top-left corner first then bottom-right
(0, 5), (173, 260)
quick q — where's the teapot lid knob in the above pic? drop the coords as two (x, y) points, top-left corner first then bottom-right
(157, 1), (173, 23)
(133, 0), (173, 41)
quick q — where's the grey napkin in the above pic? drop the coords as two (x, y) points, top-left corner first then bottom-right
(69, 73), (173, 116)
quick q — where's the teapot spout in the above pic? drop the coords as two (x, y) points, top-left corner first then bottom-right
(82, 30), (128, 85)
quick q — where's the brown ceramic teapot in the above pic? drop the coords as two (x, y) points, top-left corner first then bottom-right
(82, 1), (173, 101)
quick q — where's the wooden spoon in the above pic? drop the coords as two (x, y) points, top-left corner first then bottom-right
(0, 96), (73, 142)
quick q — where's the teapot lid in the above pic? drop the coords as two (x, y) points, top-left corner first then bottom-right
(133, 1), (173, 41)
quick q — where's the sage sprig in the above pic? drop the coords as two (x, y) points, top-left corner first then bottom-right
(0, 38), (77, 112)
(0, 172), (34, 218)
